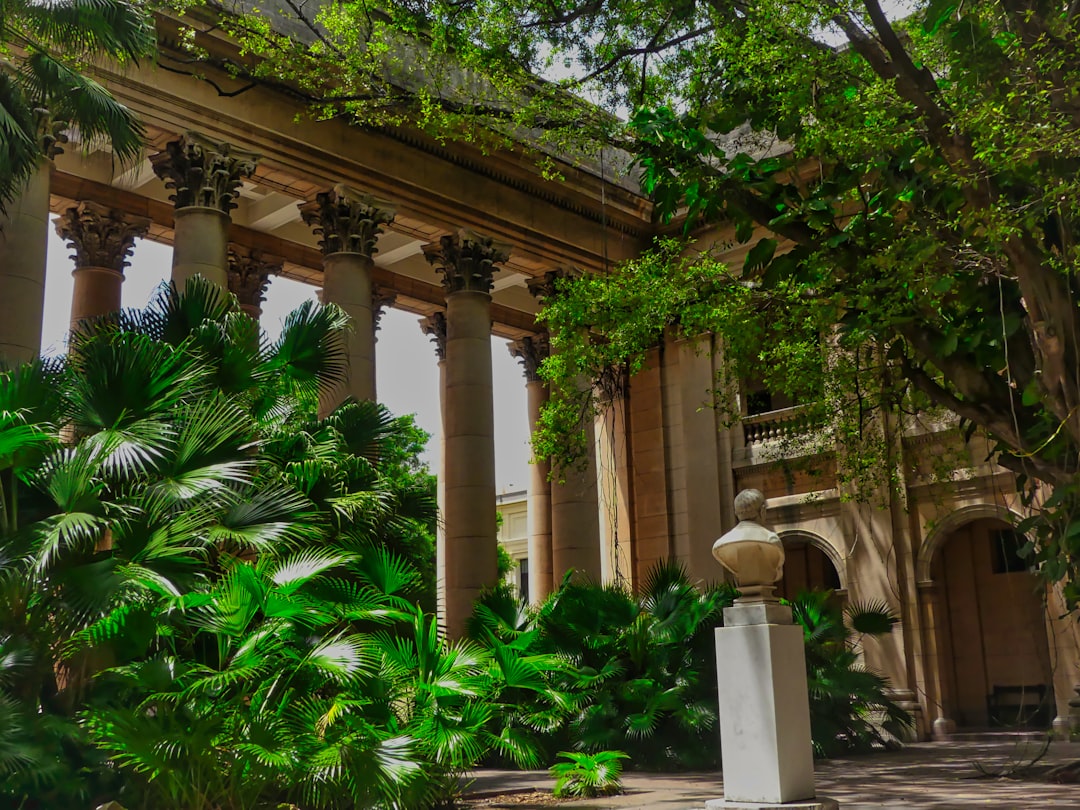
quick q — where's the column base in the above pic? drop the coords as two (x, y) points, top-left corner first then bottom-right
(932, 716), (956, 741)
(706, 799), (839, 810)
(1052, 715), (1076, 741)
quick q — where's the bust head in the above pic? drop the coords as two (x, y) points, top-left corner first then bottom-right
(712, 488), (784, 593)
(734, 488), (766, 523)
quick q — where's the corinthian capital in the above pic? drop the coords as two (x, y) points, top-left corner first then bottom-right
(54, 201), (151, 272)
(509, 333), (550, 383)
(527, 265), (583, 302)
(419, 311), (448, 361)
(299, 184), (396, 257)
(373, 285), (397, 339)
(423, 229), (511, 295)
(227, 245), (283, 314)
(151, 132), (259, 212)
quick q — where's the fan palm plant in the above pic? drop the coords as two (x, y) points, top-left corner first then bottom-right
(470, 573), (915, 771)
(0, 281), (428, 805)
(0, 0), (154, 206)
(470, 561), (735, 770)
(788, 590), (913, 756)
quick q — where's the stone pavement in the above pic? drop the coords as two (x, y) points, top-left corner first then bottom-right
(465, 740), (1080, 809)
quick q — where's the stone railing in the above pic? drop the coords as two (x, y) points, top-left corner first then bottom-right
(741, 405), (819, 445)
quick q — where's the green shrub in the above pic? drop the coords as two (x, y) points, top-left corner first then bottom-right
(788, 590), (913, 756)
(469, 570), (913, 771)
(550, 750), (628, 798)
(471, 561), (734, 770)
(0, 280), (494, 810)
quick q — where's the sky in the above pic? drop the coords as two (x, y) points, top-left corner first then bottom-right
(41, 225), (533, 493)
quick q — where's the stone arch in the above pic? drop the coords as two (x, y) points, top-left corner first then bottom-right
(777, 528), (848, 590)
(916, 503), (1025, 583)
(920, 502), (1052, 730)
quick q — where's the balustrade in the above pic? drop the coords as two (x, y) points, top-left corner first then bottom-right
(741, 405), (819, 446)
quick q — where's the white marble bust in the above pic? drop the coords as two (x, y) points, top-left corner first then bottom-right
(712, 488), (785, 589)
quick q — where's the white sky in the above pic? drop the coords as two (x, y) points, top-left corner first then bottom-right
(41, 224), (533, 492)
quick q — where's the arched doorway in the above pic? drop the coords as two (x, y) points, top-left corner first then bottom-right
(776, 532), (843, 600)
(931, 518), (1053, 729)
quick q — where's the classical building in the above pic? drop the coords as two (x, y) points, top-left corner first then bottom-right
(496, 490), (530, 597)
(1, 10), (1077, 742)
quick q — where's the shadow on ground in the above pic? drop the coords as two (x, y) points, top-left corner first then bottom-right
(464, 740), (1080, 809)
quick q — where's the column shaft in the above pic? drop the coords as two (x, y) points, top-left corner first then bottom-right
(527, 268), (603, 584)
(525, 378), (554, 601)
(300, 185), (394, 412)
(421, 311), (449, 621)
(443, 290), (498, 635)
(0, 163), (50, 363)
(70, 267), (123, 328)
(173, 207), (229, 289)
(550, 417), (603, 582)
(322, 252), (375, 405)
(437, 358), (448, 620)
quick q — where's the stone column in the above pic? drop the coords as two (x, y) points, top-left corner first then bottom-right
(151, 133), (258, 290)
(509, 333), (554, 602)
(528, 269), (602, 583)
(1045, 582), (1080, 739)
(0, 162), (52, 363)
(54, 201), (151, 330)
(595, 367), (633, 586)
(300, 185), (395, 410)
(370, 285), (397, 402)
(226, 245), (282, 321)
(420, 311), (448, 620)
(918, 580), (957, 740)
(424, 231), (509, 637)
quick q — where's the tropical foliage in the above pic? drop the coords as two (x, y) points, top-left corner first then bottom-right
(187, 0), (1080, 594)
(0, 280), (540, 809)
(550, 750), (628, 799)
(791, 591), (913, 757)
(470, 564), (910, 769)
(0, 0), (153, 206)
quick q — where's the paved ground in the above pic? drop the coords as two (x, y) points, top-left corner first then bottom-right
(465, 739), (1080, 808)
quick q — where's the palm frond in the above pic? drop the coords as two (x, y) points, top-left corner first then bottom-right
(20, 50), (144, 163)
(0, 71), (40, 212)
(266, 300), (349, 401)
(18, 0), (155, 62)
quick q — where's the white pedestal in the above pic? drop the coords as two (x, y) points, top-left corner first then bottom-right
(714, 606), (817, 805)
(706, 801), (838, 810)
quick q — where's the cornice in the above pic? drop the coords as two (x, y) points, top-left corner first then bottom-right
(151, 15), (653, 240)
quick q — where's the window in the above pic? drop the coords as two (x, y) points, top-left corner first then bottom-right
(991, 529), (1029, 574)
(518, 558), (530, 599)
(746, 389), (774, 416)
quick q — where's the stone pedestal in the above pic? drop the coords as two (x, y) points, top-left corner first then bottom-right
(0, 163), (51, 363)
(707, 800), (838, 810)
(712, 602), (825, 808)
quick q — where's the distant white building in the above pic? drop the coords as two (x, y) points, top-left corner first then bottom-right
(496, 490), (529, 597)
